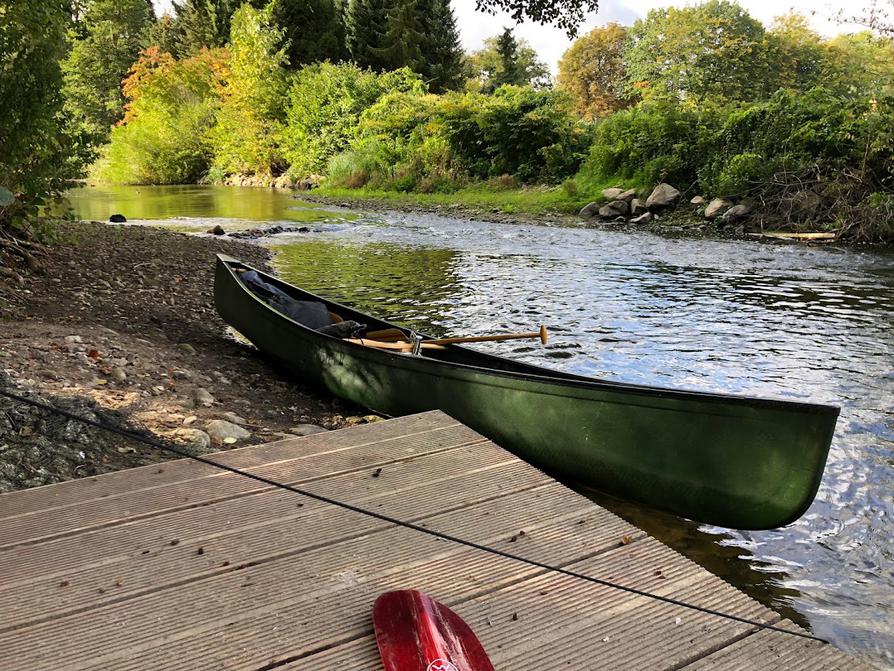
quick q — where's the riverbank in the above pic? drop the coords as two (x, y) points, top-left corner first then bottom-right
(0, 221), (374, 493)
(300, 186), (845, 243)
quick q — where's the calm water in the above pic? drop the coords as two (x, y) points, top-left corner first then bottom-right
(70, 186), (894, 668)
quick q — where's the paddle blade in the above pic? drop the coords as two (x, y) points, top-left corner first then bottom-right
(373, 590), (495, 671)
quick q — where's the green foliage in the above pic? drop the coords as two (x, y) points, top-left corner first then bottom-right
(577, 102), (717, 189)
(345, 0), (463, 92)
(210, 4), (288, 176)
(93, 48), (224, 184)
(328, 84), (590, 189)
(62, 0), (155, 149)
(466, 29), (550, 93)
(824, 32), (894, 99)
(625, 0), (772, 103)
(281, 62), (424, 176)
(557, 23), (632, 119)
(577, 89), (894, 236)
(269, 0), (347, 67)
(0, 0), (84, 235)
(169, 0), (247, 55)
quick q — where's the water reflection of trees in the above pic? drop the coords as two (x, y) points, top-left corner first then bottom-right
(65, 185), (332, 222)
(273, 240), (463, 336)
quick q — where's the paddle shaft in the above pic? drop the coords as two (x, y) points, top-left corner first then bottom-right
(429, 324), (548, 346)
(349, 325), (548, 352)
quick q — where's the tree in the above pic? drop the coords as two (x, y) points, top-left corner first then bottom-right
(839, 0), (893, 37)
(347, 0), (463, 91)
(474, 0), (600, 36)
(556, 23), (631, 119)
(62, 0), (155, 148)
(346, 0), (389, 69)
(465, 28), (550, 93)
(417, 0), (464, 92)
(625, 0), (772, 103)
(269, 0), (347, 66)
(766, 13), (829, 93)
(371, 0), (425, 71)
(170, 0), (245, 55)
(825, 31), (894, 99)
(1, 1), (84, 235)
(211, 3), (289, 175)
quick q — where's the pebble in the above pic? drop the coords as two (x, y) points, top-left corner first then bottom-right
(205, 420), (251, 444)
(183, 415), (198, 425)
(220, 412), (247, 425)
(177, 343), (197, 355)
(172, 369), (192, 380)
(64, 335), (82, 344)
(289, 424), (327, 437)
(110, 367), (127, 382)
(363, 415), (384, 423)
(193, 388), (214, 407)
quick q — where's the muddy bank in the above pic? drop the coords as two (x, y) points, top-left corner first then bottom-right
(0, 221), (375, 493)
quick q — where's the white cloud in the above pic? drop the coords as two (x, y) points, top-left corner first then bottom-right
(151, 0), (871, 73)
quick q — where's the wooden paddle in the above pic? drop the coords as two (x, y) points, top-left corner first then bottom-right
(348, 325), (548, 352)
(374, 590), (496, 671)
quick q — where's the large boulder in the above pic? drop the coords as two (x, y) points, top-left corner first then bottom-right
(690, 195), (705, 205)
(721, 203), (751, 222)
(579, 202), (600, 219)
(601, 187), (625, 200)
(205, 419), (251, 444)
(704, 198), (732, 220)
(599, 201), (628, 218)
(617, 188), (637, 203)
(645, 183), (681, 209)
(630, 212), (653, 224)
(630, 198), (644, 216)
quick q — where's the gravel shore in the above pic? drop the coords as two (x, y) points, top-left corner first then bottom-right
(0, 221), (373, 493)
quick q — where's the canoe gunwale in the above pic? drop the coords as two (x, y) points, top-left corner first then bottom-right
(216, 254), (839, 419)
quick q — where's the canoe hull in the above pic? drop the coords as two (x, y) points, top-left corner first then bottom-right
(214, 255), (837, 530)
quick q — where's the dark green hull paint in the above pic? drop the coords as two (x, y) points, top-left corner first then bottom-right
(214, 255), (838, 530)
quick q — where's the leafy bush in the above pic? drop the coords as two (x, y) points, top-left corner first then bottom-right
(439, 86), (590, 183)
(210, 4), (288, 177)
(92, 48), (224, 185)
(281, 63), (424, 176)
(1, 1), (83, 236)
(576, 101), (720, 190)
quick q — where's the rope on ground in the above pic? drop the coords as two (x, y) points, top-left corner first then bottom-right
(0, 387), (827, 644)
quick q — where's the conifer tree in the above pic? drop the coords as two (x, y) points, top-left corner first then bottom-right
(493, 27), (523, 88)
(417, 0), (464, 91)
(269, 0), (347, 66)
(346, 0), (389, 70)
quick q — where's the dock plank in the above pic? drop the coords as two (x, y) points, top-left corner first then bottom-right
(0, 411), (870, 671)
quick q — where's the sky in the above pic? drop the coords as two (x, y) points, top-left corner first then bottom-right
(151, 0), (871, 72)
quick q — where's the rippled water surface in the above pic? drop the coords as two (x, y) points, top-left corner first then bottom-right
(272, 213), (894, 668)
(71, 187), (894, 668)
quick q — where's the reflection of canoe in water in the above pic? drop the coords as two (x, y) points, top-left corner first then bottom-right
(214, 254), (838, 530)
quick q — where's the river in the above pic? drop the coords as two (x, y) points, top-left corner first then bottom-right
(68, 185), (894, 668)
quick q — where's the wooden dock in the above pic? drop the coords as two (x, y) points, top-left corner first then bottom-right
(0, 411), (867, 670)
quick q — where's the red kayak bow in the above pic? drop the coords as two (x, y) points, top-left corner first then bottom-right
(373, 590), (496, 671)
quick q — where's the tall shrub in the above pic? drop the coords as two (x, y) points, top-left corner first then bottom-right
(93, 47), (225, 184)
(210, 4), (288, 176)
(281, 63), (423, 176)
(0, 1), (83, 235)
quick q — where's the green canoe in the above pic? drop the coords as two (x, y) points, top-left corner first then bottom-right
(214, 254), (838, 530)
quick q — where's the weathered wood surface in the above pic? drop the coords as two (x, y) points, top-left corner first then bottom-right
(0, 411), (868, 670)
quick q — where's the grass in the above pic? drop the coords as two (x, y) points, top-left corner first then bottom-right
(315, 183), (595, 217)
